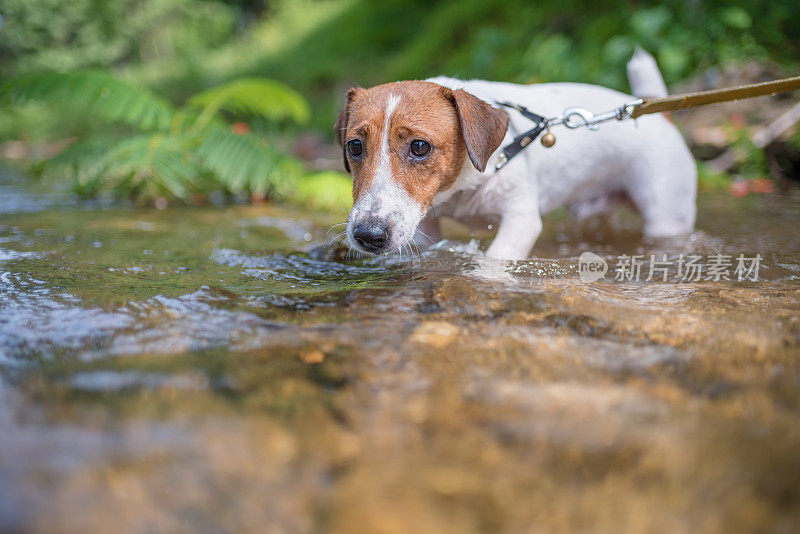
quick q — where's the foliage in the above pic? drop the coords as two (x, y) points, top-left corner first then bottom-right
(697, 163), (734, 191)
(3, 71), (176, 131)
(294, 171), (353, 212)
(3, 0), (799, 134)
(725, 123), (769, 180)
(0, 71), (350, 208)
(153, 0), (799, 131)
(0, 0), (237, 77)
(188, 78), (311, 130)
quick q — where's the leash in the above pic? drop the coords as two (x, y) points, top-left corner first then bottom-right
(495, 75), (800, 171)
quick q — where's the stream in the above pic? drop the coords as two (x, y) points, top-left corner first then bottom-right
(1, 165), (799, 533)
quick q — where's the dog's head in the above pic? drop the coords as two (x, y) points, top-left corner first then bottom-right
(335, 81), (508, 254)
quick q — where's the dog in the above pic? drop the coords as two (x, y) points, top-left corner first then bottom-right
(335, 49), (696, 260)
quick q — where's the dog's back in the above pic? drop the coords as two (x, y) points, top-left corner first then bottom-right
(428, 53), (696, 238)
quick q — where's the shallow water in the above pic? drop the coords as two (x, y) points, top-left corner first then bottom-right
(1, 165), (800, 533)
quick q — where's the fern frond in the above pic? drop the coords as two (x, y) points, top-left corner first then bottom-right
(101, 134), (205, 197)
(0, 71), (176, 131)
(188, 78), (310, 129)
(42, 137), (116, 176)
(4, 72), (316, 204)
(43, 134), (206, 198)
(195, 127), (302, 197)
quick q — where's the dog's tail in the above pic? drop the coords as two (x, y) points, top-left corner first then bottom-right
(626, 47), (668, 99)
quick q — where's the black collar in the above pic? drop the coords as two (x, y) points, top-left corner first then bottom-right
(494, 101), (546, 171)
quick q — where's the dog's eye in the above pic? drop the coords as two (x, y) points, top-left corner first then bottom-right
(347, 139), (363, 158)
(410, 140), (430, 158)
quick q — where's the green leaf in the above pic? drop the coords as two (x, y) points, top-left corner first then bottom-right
(521, 34), (574, 82)
(188, 78), (311, 129)
(657, 45), (690, 79)
(0, 71), (177, 131)
(43, 133), (203, 198)
(194, 127), (302, 197)
(4, 71), (313, 203)
(603, 36), (635, 64)
(720, 7), (752, 30)
(631, 7), (672, 39)
(293, 171), (353, 212)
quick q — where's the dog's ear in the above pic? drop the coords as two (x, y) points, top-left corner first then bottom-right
(334, 87), (362, 173)
(441, 87), (509, 172)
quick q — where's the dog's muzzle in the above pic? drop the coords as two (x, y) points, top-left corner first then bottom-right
(352, 219), (391, 253)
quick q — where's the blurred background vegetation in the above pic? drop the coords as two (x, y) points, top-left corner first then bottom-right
(1, 0), (798, 207)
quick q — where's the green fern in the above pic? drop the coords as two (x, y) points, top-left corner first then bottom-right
(43, 137), (116, 178)
(97, 134), (204, 198)
(0, 70), (339, 206)
(43, 133), (207, 198)
(0, 71), (176, 131)
(195, 127), (303, 197)
(188, 77), (311, 131)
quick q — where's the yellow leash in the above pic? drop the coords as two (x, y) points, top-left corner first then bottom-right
(631, 75), (800, 118)
(495, 75), (800, 168)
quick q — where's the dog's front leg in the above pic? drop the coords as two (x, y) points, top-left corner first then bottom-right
(485, 208), (542, 260)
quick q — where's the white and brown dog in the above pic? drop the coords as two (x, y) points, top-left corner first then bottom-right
(335, 50), (696, 260)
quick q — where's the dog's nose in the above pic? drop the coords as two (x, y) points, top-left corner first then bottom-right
(353, 221), (390, 252)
